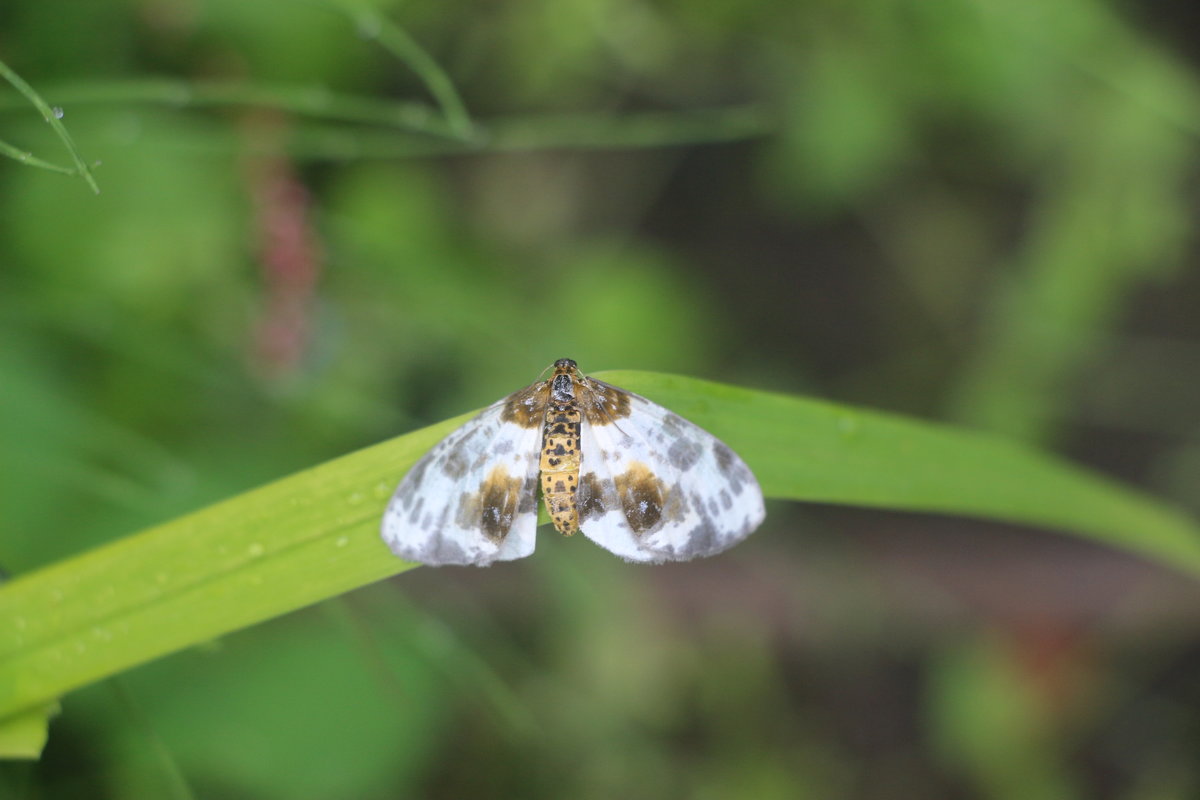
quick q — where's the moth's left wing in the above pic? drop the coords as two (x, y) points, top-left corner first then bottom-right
(575, 379), (765, 563)
(381, 390), (545, 566)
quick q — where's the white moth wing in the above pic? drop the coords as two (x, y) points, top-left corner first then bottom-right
(574, 418), (658, 562)
(381, 397), (543, 566)
(576, 380), (765, 563)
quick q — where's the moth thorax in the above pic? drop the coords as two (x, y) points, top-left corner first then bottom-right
(550, 374), (575, 404)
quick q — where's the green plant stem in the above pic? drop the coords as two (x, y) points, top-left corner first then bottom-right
(0, 79), (459, 139)
(0, 79), (771, 155)
(331, 1), (474, 139)
(0, 57), (99, 193)
(275, 106), (771, 160)
(0, 137), (77, 175)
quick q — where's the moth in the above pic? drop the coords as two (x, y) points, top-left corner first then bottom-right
(381, 358), (765, 565)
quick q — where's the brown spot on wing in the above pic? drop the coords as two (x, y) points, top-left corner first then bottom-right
(662, 482), (689, 523)
(614, 462), (668, 535)
(501, 383), (550, 429)
(578, 378), (632, 425)
(456, 465), (527, 543)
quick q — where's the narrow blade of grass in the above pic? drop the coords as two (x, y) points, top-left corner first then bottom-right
(0, 57), (99, 193)
(0, 137), (78, 175)
(1, 371), (1197, 757)
(330, 1), (473, 139)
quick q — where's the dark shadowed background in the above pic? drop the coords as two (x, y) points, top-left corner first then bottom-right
(2, 0), (1200, 797)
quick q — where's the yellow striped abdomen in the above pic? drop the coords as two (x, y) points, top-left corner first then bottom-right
(540, 403), (581, 534)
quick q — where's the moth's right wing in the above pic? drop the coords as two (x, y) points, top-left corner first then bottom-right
(575, 379), (765, 563)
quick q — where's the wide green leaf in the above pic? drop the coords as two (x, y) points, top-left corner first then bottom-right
(2, 371), (1197, 757)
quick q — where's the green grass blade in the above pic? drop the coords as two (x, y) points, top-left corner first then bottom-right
(0, 78), (458, 138)
(0, 136), (79, 176)
(0, 57), (99, 193)
(330, 1), (473, 139)
(2, 371), (1198, 754)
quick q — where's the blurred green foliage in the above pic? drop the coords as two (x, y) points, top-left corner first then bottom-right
(2, 0), (1200, 797)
